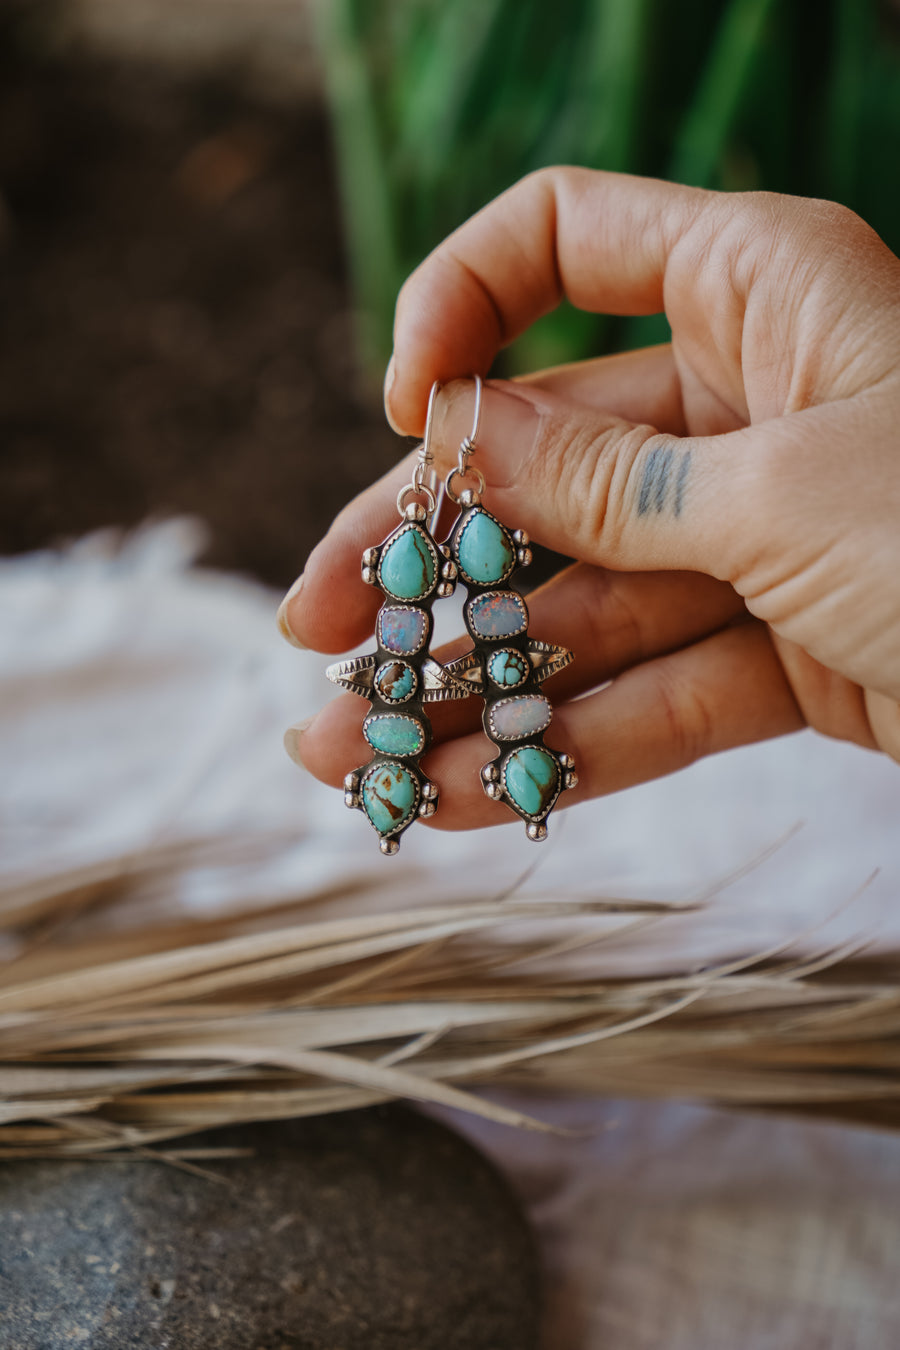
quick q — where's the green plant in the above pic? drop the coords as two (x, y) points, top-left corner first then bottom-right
(315, 0), (900, 375)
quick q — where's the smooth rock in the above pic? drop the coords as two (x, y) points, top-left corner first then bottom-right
(364, 714), (425, 757)
(378, 527), (437, 600)
(503, 745), (559, 817)
(490, 695), (551, 741)
(378, 606), (427, 655)
(0, 1109), (540, 1349)
(456, 510), (515, 585)
(361, 761), (418, 834)
(373, 661), (417, 703)
(488, 649), (529, 688)
(468, 591), (528, 639)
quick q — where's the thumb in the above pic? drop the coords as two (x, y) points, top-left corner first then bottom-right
(431, 378), (763, 584)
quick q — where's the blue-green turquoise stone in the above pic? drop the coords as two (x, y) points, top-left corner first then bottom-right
(362, 762), (418, 834)
(503, 746), (559, 817)
(468, 591), (528, 639)
(456, 511), (514, 585)
(364, 714), (425, 756)
(378, 527), (437, 600)
(374, 661), (416, 703)
(488, 648), (528, 687)
(379, 607), (427, 655)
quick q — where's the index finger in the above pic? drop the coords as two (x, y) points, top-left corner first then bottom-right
(385, 168), (706, 435)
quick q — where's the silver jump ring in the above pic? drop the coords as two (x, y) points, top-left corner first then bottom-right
(445, 465), (485, 504)
(396, 481), (436, 516)
(469, 372), (483, 446)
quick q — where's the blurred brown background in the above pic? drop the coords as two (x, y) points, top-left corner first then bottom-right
(0, 0), (398, 588)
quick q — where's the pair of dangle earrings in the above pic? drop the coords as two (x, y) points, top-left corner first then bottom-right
(326, 376), (577, 854)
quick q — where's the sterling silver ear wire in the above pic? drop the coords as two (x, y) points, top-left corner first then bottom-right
(441, 374), (578, 839)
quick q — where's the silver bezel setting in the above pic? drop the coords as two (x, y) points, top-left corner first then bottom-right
(466, 590), (529, 641)
(373, 660), (418, 705)
(375, 522), (440, 603)
(500, 744), (563, 822)
(377, 606), (429, 657)
(488, 693), (552, 742)
(363, 713), (426, 758)
(359, 760), (422, 839)
(453, 507), (517, 587)
(487, 647), (530, 690)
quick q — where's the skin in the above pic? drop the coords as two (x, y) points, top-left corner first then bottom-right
(278, 168), (900, 831)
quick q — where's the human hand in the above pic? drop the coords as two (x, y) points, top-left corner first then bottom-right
(279, 169), (900, 831)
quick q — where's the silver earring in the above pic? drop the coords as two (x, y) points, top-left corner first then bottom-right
(442, 376), (578, 839)
(325, 384), (467, 854)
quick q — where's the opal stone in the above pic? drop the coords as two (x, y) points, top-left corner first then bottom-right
(378, 607), (427, 655)
(503, 746), (559, 817)
(361, 762), (418, 835)
(364, 714), (425, 756)
(488, 648), (528, 688)
(467, 591), (528, 640)
(374, 661), (417, 703)
(378, 526), (437, 600)
(490, 695), (551, 741)
(456, 510), (515, 585)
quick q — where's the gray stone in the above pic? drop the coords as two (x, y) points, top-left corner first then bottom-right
(0, 1107), (539, 1349)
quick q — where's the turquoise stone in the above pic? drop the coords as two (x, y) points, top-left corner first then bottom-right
(488, 648), (528, 688)
(361, 762), (418, 835)
(379, 607), (427, 655)
(378, 527), (437, 600)
(456, 510), (515, 585)
(468, 591), (528, 639)
(503, 746), (559, 817)
(491, 695), (551, 741)
(364, 714), (425, 756)
(374, 661), (416, 703)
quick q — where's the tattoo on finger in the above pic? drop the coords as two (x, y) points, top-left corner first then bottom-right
(637, 446), (692, 518)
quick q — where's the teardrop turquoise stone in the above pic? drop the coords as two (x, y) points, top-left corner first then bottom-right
(378, 527), (437, 600)
(503, 746), (559, 817)
(456, 511), (515, 585)
(364, 715), (425, 756)
(361, 762), (418, 835)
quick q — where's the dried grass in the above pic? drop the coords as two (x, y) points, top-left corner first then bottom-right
(2, 840), (899, 1157)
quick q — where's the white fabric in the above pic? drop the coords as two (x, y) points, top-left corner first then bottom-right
(3, 521), (900, 1348)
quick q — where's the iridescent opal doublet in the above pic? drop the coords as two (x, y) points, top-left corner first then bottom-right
(445, 502), (576, 839)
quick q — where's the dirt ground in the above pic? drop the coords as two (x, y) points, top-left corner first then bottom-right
(0, 12), (399, 589)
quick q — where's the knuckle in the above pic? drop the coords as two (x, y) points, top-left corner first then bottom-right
(650, 661), (713, 769)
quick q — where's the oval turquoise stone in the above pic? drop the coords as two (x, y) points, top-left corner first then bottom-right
(378, 527), (437, 600)
(503, 746), (559, 817)
(468, 591), (528, 639)
(456, 511), (515, 585)
(488, 648), (528, 687)
(374, 661), (416, 703)
(361, 762), (418, 835)
(378, 607), (427, 655)
(364, 714), (425, 756)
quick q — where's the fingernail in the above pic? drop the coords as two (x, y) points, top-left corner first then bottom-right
(276, 574), (307, 648)
(384, 355), (402, 433)
(284, 719), (313, 766)
(435, 379), (541, 489)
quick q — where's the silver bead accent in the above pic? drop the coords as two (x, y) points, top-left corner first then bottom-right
(437, 581), (454, 598)
(442, 560), (458, 580)
(460, 488), (478, 507)
(558, 752), (575, 769)
(513, 529), (530, 546)
(419, 800), (436, 817)
(517, 547), (533, 567)
(344, 791), (359, 809)
(526, 822), (548, 842)
(565, 771), (579, 790)
(362, 547), (379, 567)
(482, 764), (500, 781)
(362, 566), (377, 585)
(379, 838), (400, 856)
(422, 781), (439, 800)
(343, 771), (360, 791)
(405, 503), (427, 522)
(485, 781), (502, 800)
